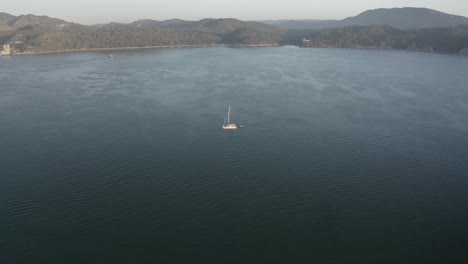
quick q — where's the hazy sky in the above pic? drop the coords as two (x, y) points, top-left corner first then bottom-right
(4, 0), (468, 24)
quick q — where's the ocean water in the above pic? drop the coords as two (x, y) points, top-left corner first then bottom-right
(1, 47), (468, 263)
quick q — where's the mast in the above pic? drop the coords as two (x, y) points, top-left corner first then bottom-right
(223, 111), (228, 126)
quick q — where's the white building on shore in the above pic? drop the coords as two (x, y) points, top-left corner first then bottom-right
(0, 44), (12, 56)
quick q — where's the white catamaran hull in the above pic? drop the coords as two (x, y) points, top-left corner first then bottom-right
(223, 124), (238, 130)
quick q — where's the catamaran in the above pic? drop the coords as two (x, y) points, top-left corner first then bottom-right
(223, 106), (238, 130)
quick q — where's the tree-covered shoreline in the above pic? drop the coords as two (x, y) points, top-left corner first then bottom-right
(298, 25), (468, 54)
(1, 11), (468, 55)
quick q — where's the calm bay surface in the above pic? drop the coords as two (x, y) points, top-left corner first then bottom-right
(1, 47), (468, 263)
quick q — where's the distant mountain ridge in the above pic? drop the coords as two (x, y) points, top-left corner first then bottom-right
(7, 14), (67, 29)
(0, 13), (68, 32)
(264, 7), (468, 30)
(1, 7), (468, 55)
(129, 19), (189, 28)
(128, 18), (280, 34)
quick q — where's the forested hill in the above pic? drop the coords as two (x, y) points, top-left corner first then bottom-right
(297, 25), (468, 54)
(0, 14), (283, 53)
(130, 18), (278, 34)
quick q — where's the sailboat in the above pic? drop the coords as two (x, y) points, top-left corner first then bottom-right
(222, 106), (238, 130)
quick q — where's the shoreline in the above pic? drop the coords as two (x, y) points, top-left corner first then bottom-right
(2, 43), (466, 57)
(300, 45), (468, 56)
(10, 43), (280, 56)
(13, 44), (223, 56)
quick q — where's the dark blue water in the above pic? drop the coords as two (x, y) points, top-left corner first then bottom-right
(1, 47), (468, 263)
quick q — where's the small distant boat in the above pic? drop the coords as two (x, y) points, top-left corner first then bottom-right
(222, 106), (238, 130)
(108, 55), (115, 58)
